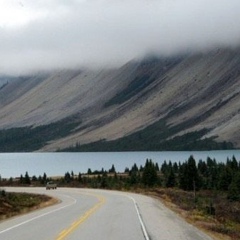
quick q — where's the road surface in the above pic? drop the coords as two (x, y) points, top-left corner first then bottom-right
(0, 187), (213, 240)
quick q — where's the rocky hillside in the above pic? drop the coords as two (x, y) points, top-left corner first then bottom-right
(0, 48), (240, 151)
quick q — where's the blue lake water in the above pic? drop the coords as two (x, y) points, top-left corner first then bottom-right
(0, 150), (239, 178)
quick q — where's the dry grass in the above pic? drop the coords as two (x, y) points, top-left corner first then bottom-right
(147, 188), (240, 240)
(0, 192), (58, 222)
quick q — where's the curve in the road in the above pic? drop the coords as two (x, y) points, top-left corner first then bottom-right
(0, 187), (213, 240)
(56, 192), (106, 240)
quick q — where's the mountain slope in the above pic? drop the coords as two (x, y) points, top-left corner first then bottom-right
(0, 48), (240, 151)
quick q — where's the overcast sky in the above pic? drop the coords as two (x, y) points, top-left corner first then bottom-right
(0, 0), (240, 75)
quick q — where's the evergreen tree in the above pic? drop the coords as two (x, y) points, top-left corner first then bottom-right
(43, 172), (47, 183)
(155, 163), (160, 172)
(20, 174), (24, 184)
(173, 162), (179, 173)
(131, 163), (139, 172)
(179, 163), (187, 190)
(218, 166), (232, 191)
(64, 172), (71, 183)
(100, 172), (108, 188)
(38, 175), (42, 184)
(166, 167), (176, 188)
(161, 160), (168, 175)
(142, 159), (158, 187)
(130, 169), (141, 185)
(235, 172), (240, 191)
(179, 156), (200, 191)
(228, 180), (239, 201)
(24, 171), (31, 184)
(78, 172), (82, 183)
(71, 171), (74, 179)
(129, 163), (140, 185)
(109, 164), (116, 173)
(230, 156), (238, 173)
(32, 175), (37, 181)
(198, 159), (207, 176)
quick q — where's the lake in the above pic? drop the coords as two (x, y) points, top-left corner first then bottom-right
(0, 150), (240, 178)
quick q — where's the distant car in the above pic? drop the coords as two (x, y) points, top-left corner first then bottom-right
(46, 181), (57, 190)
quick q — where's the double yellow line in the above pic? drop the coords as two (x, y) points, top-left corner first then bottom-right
(56, 193), (106, 240)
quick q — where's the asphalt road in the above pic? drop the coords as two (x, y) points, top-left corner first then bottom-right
(0, 187), (213, 240)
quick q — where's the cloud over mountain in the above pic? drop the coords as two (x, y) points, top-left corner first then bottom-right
(0, 0), (240, 75)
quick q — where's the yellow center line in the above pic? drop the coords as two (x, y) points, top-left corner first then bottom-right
(56, 194), (105, 240)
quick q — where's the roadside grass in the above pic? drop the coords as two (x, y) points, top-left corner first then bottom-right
(147, 188), (240, 240)
(0, 190), (57, 221)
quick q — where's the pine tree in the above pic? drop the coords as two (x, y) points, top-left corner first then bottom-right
(42, 172), (47, 184)
(109, 164), (116, 173)
(173, 162), (179, 173)
(100, 172), (108, 188)
(161, 160), (168, 175)
(64, 172), (71, 183)
(218, 166), (232, 191)
(71, 171), (74, 180)
(179, 156), (200, 191)
(166, 168), (176, 188)
(78, 173), (82, 183)
(230, 155), (238, 172)
(20, 174), (24, 184)
(24, 171), (31, 184)
(155, 163), (160, 172)
(228, 181), (239, 201)
(142, 159), (158, 187)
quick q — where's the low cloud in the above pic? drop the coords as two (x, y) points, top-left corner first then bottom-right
(0, 0), (240, 75)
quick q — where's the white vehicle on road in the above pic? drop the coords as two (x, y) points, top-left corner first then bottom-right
(46, 181), (57, 190)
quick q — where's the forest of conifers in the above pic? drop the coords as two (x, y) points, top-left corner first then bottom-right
(3, 155), (240, 201)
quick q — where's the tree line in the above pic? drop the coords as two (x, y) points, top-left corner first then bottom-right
(1, 155), (240, 201)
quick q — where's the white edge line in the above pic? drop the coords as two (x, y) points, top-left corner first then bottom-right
(128, 196), (150, 240)
(0, 194), (76, 235)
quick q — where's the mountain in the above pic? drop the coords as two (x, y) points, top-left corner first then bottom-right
(0, 48), (240, 151)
